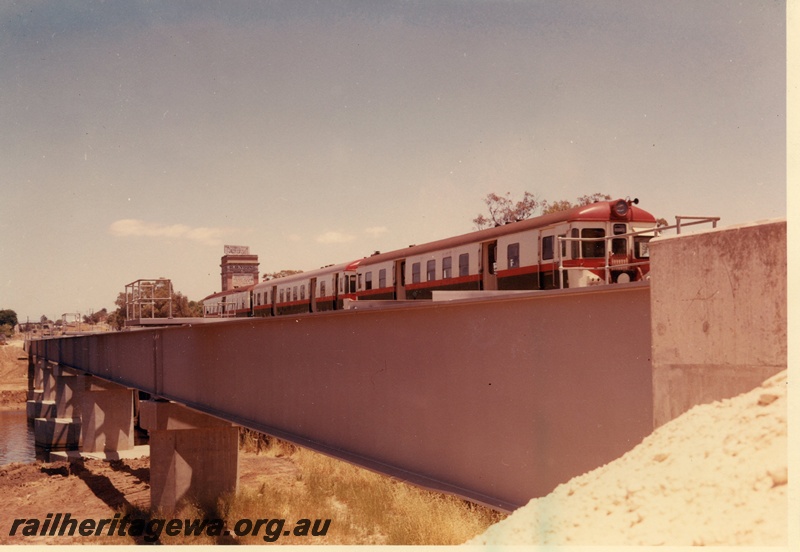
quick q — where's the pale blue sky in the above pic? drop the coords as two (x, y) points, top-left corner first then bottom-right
(0, 0), (789, 322)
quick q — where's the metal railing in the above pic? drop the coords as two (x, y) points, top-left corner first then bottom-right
(125, 279), (174, 320)
(203, 302), (237, 318)
(557, 216), (720, 287)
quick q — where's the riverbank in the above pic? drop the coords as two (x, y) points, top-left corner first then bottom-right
(0, 338), (28, 411)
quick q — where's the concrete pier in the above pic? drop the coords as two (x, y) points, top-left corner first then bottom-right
(75, 375), (135, 452)
(26, 358), (55, 420)
(27, 360), (135, 452)
(139, 400), (239, 513)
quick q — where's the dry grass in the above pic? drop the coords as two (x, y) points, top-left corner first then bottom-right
(223, 431), (504, 545)
(97, 430), (503, 545)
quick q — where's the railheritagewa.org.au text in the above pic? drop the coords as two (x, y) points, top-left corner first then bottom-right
(9, 513), (331, 543)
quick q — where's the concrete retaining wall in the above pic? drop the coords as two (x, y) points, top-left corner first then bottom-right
(649, 219), (787, 427)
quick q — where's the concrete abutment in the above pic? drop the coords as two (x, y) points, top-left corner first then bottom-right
(649, 219), (787, 427)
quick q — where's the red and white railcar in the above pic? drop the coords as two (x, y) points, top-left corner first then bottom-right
(202, 286), (254, 318)
(250, 260), (362, 317)
(202, 198), (666, 317)
(353, 198), (657, 300)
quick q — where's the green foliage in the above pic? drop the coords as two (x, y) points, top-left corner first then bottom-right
(0, 309), (18, 328)
(262, 269), (304, 281)
(541, 193), (612, 215)
(109, 281), (203, 327)
(474, 192), (642, 229)
(473, 192), (541, 229)
(82, 308), (108, 325)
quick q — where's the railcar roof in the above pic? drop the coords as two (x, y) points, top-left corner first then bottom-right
(201, 286), (254, 302)
(358, 200), (656, 266)
(252, 259), (362, 290)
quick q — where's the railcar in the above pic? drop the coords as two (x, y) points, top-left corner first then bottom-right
(203, 198), (661, 317)
(352, 198), (657, 300)
(202, 286), (253, 318)
(251, 260), (361, 316)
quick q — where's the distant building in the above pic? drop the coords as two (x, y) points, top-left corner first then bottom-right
(220, 245), (259, 291)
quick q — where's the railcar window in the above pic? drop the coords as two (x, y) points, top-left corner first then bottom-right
(320, 282), (326, 297)
(379, 269), (386, 288)
(634, 236), (652, 258)
(442, 256), (452, 279)
(614, 223), (627, 235)
(279, 289), (285, 303)
(508, 243), (520, 268)
(560, 234), (567, 257)
(542, 236), (554, 260)
(426, 260), (436, 281)
(612, 238), (626, 255)
(293, 287), (298, 301)
(412, 262), (421, 284)
(365, 272), (373, 290)
(459, 253), (469, 277)
(581, 228), (606, 258)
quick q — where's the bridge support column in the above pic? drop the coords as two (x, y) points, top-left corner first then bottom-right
(31, 366), (135, 452)
(26, 357), (55, 420)
(32, 365), (84, 450)
(74, 375), (136, 452)
(139, 401), (239, 513)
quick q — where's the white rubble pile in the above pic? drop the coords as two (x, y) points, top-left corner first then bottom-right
(468, 370), (788, 546)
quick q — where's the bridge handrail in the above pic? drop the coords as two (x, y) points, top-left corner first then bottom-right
(557, 216), (720, 286)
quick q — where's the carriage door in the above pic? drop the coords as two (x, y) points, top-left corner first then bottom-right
(332, 273), (339, 310)
(539, 232), (557, 289)
(395, 260), (406, 300)
(309, 277), (317, 313)
(481, 241), (498, 290)
(270, 286), (277, 316)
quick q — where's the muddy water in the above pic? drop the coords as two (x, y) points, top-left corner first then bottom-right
(0, 410), (36, 465)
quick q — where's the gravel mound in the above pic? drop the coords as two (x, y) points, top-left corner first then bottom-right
(467, 370), (788, 546)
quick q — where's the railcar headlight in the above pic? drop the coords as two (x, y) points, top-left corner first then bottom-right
(612, 199), (629, 218)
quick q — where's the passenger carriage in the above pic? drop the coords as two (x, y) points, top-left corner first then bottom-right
(352, 198), (657, 300)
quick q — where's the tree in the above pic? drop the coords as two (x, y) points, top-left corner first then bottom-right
(0, 309), (16, 338)
(108, 282), (204, 329)
(473, 192), (542, 230)
(475, 191), (670, 229)
(541, 193), (613, 215)
(83, 308), (108, 325)
(262, 270), (304, 281)
(0, 309), (18, 328)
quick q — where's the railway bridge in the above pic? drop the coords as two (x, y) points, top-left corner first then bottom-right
(24, 219), (786, 512)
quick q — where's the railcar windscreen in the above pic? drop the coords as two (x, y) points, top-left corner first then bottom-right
(581, 228), (606, 258)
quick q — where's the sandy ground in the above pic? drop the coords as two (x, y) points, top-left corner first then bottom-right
(0, 451), (301, 545)
(468, 369), (789, 546)
(0, 337), (28, 411)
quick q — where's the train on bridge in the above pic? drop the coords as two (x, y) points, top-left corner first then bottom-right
(202, 198), (658, 318)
